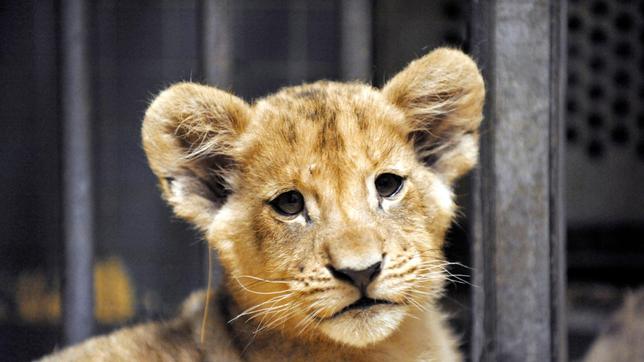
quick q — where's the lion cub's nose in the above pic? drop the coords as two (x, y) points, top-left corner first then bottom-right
(327, 261), (382, 292)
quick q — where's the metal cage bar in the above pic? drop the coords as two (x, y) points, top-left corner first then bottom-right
(340, 0), (372, 82)
(202, 0), (233, 88)
(61, 0), (95, 345)
(470, 0), (567, 361)
(200, 0), (234, 288)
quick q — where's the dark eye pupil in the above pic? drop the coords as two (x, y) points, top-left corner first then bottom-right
(375, 173), (403, 197)
(271, 191), (304, 215)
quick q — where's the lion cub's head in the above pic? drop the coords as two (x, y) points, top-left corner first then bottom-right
(142, 48), (484, 347)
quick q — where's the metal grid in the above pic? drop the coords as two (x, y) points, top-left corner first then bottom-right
(565, 1), (644, 359)
(566, 0), (644, 226)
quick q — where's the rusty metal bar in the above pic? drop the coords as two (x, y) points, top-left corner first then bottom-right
(61, 0), (94, 345)
(470, 0), (567, 360)
(340, 0), (372, 82)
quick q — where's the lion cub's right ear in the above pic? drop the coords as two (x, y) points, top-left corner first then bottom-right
(142, 82), (250, 231)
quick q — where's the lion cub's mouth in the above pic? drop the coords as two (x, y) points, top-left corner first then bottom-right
(329, 297), (396, 319)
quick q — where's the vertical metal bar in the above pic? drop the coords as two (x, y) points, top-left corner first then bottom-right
(470, 1), (495, 359)
(340, 0), (372, 82)
(549, 1), (567, 361)
(200, 0), (233, 287)
(287, 0), (308, 84)
(202, 0), (233, 88)
(61, 0), (94, 345)
(470, 0), (567, 361)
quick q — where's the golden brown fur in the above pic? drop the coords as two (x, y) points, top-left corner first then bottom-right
(41, 48), (484, 361)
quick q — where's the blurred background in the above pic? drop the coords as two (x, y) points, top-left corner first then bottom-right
(1, 0), (643, 360)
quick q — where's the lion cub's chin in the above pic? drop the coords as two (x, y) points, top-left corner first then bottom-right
(318, 304), (408, 347)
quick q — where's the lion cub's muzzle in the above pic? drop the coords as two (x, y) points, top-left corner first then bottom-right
(324, 259), (400, 318)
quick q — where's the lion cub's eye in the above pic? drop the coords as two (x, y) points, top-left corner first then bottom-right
(270, 190), (305, 216)
(375, 173), (404, 197)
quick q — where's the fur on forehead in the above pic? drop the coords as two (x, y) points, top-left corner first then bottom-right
(233, 81), (414, 184)
(249, 81), (410, 145)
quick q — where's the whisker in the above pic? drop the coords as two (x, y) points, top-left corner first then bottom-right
(399, 293), (427, 313)
(294, 299), (327, 335)
(235, 275), (293, 284)
(253, 296), (295, 332)
(235, 282), (293, 295)
(229, 294), (293, 323)
(257, 301), (303, 333)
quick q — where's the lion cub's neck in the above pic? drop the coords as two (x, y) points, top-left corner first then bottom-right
(195, 282), (461, 362)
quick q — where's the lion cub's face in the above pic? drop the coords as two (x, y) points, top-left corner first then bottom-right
(210, 83), (457, 346)
(143, 48), (484, 347)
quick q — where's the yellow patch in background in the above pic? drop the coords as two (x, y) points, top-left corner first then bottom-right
(16, 271), (60, 323)
(94, 257), (135, 323)
(15, 256), (135, 324)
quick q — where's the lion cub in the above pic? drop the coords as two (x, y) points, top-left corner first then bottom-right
(42, 48), (484, 361)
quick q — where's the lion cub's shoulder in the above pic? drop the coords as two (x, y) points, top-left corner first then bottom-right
(40, 291), (239, 362)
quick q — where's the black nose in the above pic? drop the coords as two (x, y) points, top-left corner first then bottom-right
(327, 261), (382, 291)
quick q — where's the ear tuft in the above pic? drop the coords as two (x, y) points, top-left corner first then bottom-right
(142, 82), (250, 230)
(383, 48), (485, 183)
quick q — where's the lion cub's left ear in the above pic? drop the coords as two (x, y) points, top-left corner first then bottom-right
(382, 48), (485, 183)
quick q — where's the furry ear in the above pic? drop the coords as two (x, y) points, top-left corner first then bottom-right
(142, 82), (250, 231)
(382, 48), (485, 183)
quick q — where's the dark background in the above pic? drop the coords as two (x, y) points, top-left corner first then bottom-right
(1, 0), (643, 361)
